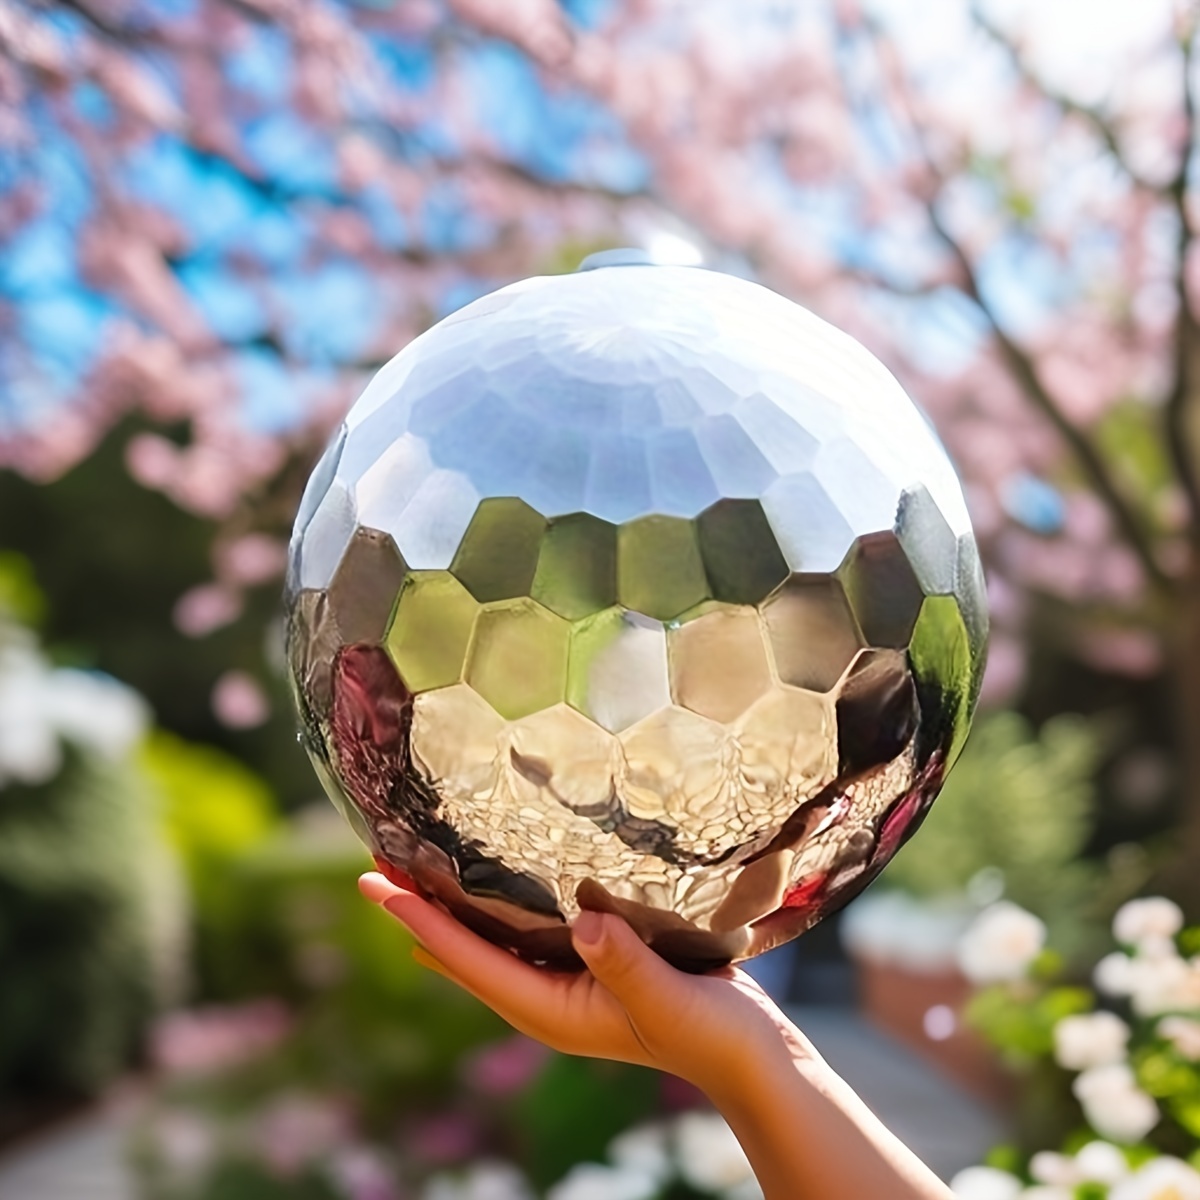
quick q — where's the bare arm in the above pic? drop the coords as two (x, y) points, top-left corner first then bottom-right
(358, 870), (952, 1200)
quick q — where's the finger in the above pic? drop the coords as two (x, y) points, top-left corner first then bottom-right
(358, 872), (577, 1028)
(412, 944), (457, 982)
(570, 910), (690, 1015)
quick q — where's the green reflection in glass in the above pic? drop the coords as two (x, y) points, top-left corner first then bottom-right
(617, 515), (710, 621)
(696, 499), (790, 605)
(385, 570), (479, 692)
(467, 597), (570, 720)
(532, 512), (617, 619)
(837, 533), (925, 650)
(908, 595), (973, 767)
(451, 497), (547, 603)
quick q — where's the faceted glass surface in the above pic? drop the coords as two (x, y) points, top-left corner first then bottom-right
(285, 261), (988, 973)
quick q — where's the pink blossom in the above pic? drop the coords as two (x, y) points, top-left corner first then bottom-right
(216, 534), (288, 587)
(151, 999), (294, 1076)
(461, 1035), (550, 1096)
(212, 669), (270, 728)
(406, 1111), (481, 1165)
(174, 584), (243, 637)
(256, 1093), (354, 1177)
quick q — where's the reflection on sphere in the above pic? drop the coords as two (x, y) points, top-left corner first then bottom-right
(285, 261), (987, 973)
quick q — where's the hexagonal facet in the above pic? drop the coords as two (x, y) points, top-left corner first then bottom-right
(760, 471), (857, 574)
(668, 604), (772, 722)
(762, 575), (864, 693)
(295, 424), (346, 537)
(410, 682), (506, 797)
(288, 260), (986, 972)
(696, 499), (790, 605)
(531, 512), (617, 619)
(837, 532), (925, 649)
(619, 705), (730, 823)
(568, 607), (671, 733)
(617, 515), (710, 620)
(908, 596), (974, 767)
(955, 533), (990, 670)
(507, 704), (620, 817)
(328, 527), (407, 645)
(451, 497), (547, 602)
(736, 686), (839, 800)
(466, 598), (570, 720)
(287, 588), (342, 721)
(385, 571), (479, 692)
(300, 480), (356, 591)
(896, 485), (958, 596)
(835, 648), (918, 775)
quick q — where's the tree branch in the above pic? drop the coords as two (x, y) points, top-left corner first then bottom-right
(928, 205), (1172, 590)
(850, 13), (1173, 590)
(971, 4), (1163, 194)
(1165, 21), (1200, 538)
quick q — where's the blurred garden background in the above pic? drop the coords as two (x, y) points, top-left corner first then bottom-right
(5, 0), (1200, 1195)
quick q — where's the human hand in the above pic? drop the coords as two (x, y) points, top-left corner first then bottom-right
(357, 869), (816, 1102)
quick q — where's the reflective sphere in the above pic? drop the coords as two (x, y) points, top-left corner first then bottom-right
(285, 258), (987, 972)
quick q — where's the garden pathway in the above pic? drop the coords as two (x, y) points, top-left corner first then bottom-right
(0, 1009), (1005, 1198)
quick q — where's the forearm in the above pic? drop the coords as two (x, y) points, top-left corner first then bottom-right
(701, 1017), (954, 1200)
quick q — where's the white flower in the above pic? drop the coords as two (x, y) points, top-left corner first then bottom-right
(546, 1163), (659, 1200)
(840, 890), (974, 973)
(1160, 1016), (1200, 1059)
(1110, 1157), (1200, 1200)
(1114, 899), (1184, 948)
(423, 1162), (535, 1200)
(0, 636), (148, 787)
(1073, 1141), (1130, 1185)
(674, 1112), (754, 1192)
(1073, 1064), (1159, 1143)
(607, 1123), (672, 1186)
(1029, 1152), (1077, 1186)
(0, 639), (63, 784)
(949, 1165), (1023, 1200)
(1019, 1188), (1073, 1200)
(152, 1110), (217, 1183)
(957, 902), (1046, 984)
(1095, 945), (1200, 1017)
(1129, 956), (1200, 1018)
(46, 668), (149, 758)
(1053, 1012), (1130, 1070)
(1096, 952), (1140, 996)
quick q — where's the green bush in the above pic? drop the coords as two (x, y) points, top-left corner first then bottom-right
(0, 747), (180, 1126)
(883, 711), (1144, 957)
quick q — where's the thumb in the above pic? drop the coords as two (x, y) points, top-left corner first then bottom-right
(570, 910), (681, 1007)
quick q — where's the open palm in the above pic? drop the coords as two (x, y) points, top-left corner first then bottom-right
(358, 869), (815, 1100)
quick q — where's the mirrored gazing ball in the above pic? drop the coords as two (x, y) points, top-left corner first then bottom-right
(285, 258), (988, 973)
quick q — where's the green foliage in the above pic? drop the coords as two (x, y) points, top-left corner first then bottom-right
(0, 747), (181, 1126)
(966, 985), (1092, 1067)
(984, 1143), (1022, 1172)
(133, 802), (672, 1198)
(156, 808), (508, 1119)
(883, 711), (1129, 956)
(0, 426), (319, 809)
(0, 550), (45, 627)
(513, 1054), (661, 1188)
(1135, 1045), (1200, 1137)
(1094, 401), (1175, 507)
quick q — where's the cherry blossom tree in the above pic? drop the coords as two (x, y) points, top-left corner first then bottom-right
(4, 0), (1200, 888)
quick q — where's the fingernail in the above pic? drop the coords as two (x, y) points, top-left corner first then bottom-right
(573, 909), (605, 945)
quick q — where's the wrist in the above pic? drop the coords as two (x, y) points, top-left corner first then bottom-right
(690, 1007), (829, 1115)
